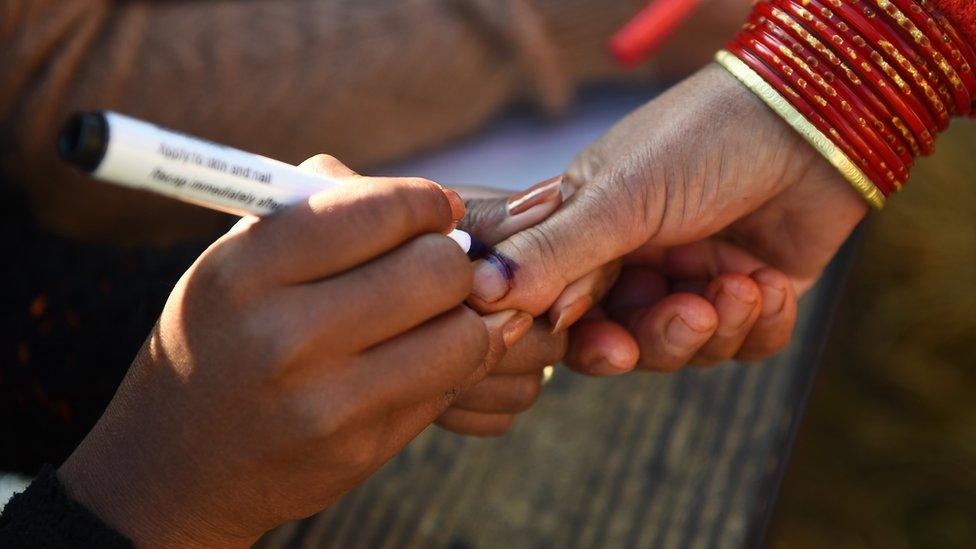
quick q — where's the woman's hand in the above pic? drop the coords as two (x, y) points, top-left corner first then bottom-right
(58, 156), (530, 547)
(468, 64), (869, 373)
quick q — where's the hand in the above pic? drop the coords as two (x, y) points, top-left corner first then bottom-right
(468, 64), (869, 373)
(58, 155), (531, 547)
(435, 180), (568, 436)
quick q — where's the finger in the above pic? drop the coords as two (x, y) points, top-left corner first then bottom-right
(622, 294), (718, 372)
(548, 261), (622, 334)
(451, 374), (542, 414)
(468, 171), (652, 316)
(690, 273), (762, 365)
(564, 317), (640, 376)
(228, 175), (459, 284)
(276, 233), (473, 351)
(435, 409), (516, 437)
(354, 306), (492, 411)
(736, 267), (798, 361)
(373, 308), (528, 447)
(560, 266), (669, 375)
(492, 318), (567, 375)
(460, 176), (564, 245)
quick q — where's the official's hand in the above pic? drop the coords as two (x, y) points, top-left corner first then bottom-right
(59, 155), (530, 547)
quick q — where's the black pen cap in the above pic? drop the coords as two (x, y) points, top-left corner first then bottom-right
(58, 111), (109, 173)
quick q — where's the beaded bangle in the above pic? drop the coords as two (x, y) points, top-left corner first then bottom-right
(776, 0), (924, 157)
(845, 0), (950, 129)
(718, 0), (976, 206)
(903, 0), (976, 114)
(921, 0), (976, 94)
(838, 0), (949, 131)
(767, 1), (940, 153)
(764, 1), (912, 181)
(882, 0), (971, 114)
(747, 21), (906, 187)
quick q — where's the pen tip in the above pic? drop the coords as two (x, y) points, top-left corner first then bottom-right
(467, 237), (490, 260)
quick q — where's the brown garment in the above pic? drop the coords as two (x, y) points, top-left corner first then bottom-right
(1, 0), (744, 244)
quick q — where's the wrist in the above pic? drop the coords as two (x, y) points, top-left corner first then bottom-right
(58, 408), (256, 548)
(670, 64), (860, 207)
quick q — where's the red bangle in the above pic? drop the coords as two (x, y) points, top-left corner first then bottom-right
(921, 0), (976, 82)
(721, 0), (976, 203)
(734, 34), (896, 193)
(815, 0), (939, 150)
(746, 25), (904, 189)
(869, 0), (957, 116)
(725, 39), (886, 192)
(769, 0), (921, 159)
(765, 0), (913, 176)
(841, 0), (950, 130)
(909, 0), (976, 114)
(883, 0), (971, 114)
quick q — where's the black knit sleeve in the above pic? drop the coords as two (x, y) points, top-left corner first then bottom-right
(0, 465), (132, 548)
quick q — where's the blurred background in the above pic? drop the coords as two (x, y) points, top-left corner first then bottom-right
(768, 122), (976, 548)
(2, 1), (974, 546)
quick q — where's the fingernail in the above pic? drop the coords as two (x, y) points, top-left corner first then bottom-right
(482, 309), (518, 334)
(666, 315), (712, 350)
(550, 295), (594, 334)
(471, 256), (511, 303)
(503, 312), (534, 348)
(442, 188), (465, 222)
(507, 175), (563, 216)
(761, 285), (787, 317)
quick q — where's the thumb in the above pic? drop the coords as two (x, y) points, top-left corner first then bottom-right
(468, 171), (651, 316)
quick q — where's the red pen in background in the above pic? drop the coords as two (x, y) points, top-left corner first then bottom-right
(608, 0), (701, 68)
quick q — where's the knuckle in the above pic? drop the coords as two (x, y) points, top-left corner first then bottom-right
(300, 153), (339, 173)
(390, 178), (451, 231)
(285, 393), (346, 439)
(409, 234), (474, 298)
(192, 241), (255, 307)
(243, 312), (308, 377)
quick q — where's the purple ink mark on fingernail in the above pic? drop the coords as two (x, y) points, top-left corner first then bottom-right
(485, 250), (518, 282)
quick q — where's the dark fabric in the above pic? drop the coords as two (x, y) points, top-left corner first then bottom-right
(0, 465), (132, 548)
(0, 181), (209, 474)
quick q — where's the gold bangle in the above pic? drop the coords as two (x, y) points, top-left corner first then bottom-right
(714, 49), (886, 209)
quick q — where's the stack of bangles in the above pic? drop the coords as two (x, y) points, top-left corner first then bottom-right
(715, 0), (976, 208)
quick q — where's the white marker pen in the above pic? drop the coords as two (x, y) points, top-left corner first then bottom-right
(57, 111), (476, 254)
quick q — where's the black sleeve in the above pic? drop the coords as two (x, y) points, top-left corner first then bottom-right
(0, 465), (132, 548)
